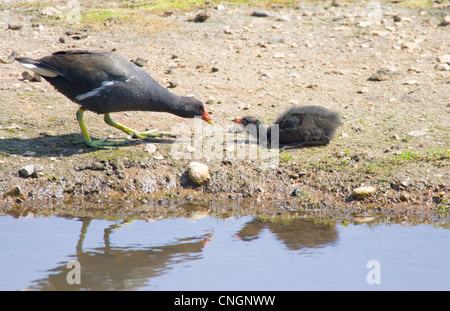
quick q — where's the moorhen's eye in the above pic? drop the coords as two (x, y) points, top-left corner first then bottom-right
(196, 105), (201, 110)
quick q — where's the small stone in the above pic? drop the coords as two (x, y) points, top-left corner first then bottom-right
(357, 21), (373, 27)
(71, 33), (88, 40)
(168, 80), (178, 88)
(440, 15), (450, 26)
(369, 69), (397, 81)
(276, 15), (291, 22)
(407, 67), (422, 73)
(41, 7), (62, 17)
(400, 178), (411, 188)
(260, 72), (273, 79)
(357, 87), (369, 94)
(351, 186), (376, 199)
(1, 51), (18, 64)
(187, 162), (211, 185)
(6, 186), (27, 201)
(400, 192), (410, 202)
(191, 11), (210, 22)
(408, 129), (428, 137)
(291, 188), (301, 197)
(401, 42), (418, 50)
(8, 23), (23, 30)
(252, 9), (270, 17)
(437, 54), (450, 64)
(30, 74), (42, 82)
(403, 80), (418, 85)
(143, 143), (157, 154)
(153, 154), (164, 160)
(18, 164), (36, 178)
(21, 71), (31, 81)
(393, 15), (402, 22)
(372, 30), (389, 36)
(223, 28), (233, 35)
(22, 150), (36, 157)
(131, 57), (147, 67)
(436, 63), (450, 71)
(289, 173), (299, 179)
(306, 83), (320, 89)
(211, 66), (220, 73)
(240, 103), (251, 110)
(273, 53), (285, 59)
(268, 36), (285, 44)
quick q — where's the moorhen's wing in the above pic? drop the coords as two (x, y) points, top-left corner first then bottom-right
(38, 50), (131, 86)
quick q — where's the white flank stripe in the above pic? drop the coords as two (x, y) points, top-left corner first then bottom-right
(124, 75), (135, 83)
(19, 63), (58, 78)
(76, 81), (115, 101)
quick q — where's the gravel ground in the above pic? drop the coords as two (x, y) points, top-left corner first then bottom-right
(0, 0), (449, 224)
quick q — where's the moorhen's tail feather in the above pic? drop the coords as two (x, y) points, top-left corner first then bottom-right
(15, 57), (62, 78)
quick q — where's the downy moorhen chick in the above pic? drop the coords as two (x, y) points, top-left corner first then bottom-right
(233, 105), (341, 149)
(16, 50), (213, 149)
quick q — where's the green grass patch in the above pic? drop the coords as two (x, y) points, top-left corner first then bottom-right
(394, 148), (449, 163)
(279, 152), (293, 163)
(395, 0), (434, 8)
(81, 9), (126, 24)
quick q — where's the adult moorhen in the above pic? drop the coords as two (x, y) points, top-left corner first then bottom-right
(232, 105), (341, 149)
(16, 50), (213, 149)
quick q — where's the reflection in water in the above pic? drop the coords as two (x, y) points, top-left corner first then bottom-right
(28, 218), (212, 291)
(26, 216), (334, 290)
(1, 212), (449, 291)
(237, 218), (338, 251)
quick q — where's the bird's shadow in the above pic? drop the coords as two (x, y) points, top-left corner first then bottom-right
(0, 133), (176, 157)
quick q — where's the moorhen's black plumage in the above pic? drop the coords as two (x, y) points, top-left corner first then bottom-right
(16, 50), (213, 149)
(232, 105), (342, 149)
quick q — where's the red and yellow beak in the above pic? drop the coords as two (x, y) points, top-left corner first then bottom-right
(202, 108), (214, 124)
(232, 117), (242, 124)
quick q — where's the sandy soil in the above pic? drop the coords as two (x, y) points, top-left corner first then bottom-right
(0, 1), (449, 224)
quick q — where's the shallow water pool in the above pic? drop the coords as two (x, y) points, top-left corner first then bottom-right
(1, 214), (449, 291)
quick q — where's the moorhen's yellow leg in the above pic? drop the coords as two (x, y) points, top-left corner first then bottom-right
(76, 109), (129, 149)
(103, 113), (178, 140)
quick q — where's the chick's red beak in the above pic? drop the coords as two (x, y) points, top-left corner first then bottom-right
(202, 108), (214, 124)
(232, 117), (243, 124)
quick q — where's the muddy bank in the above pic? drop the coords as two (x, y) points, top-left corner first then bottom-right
(0, 1), (449, 222)
(1, 145), (447, 224)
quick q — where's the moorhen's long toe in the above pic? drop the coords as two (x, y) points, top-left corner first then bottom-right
(16, 50), (213, 149)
